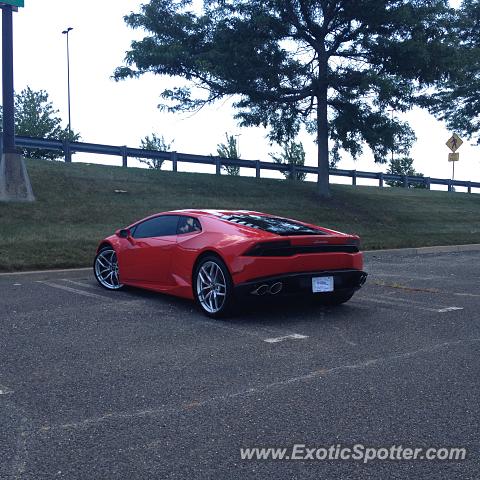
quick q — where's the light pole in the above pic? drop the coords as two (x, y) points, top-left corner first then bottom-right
(0, 1), (35, 202)
(62, 27), (73, 139)
(234, 133), (241, 157)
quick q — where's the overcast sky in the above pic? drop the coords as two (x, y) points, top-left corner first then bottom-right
(5, 0), (479, 186)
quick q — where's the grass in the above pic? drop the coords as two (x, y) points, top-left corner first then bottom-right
(0, 159), (479, 272)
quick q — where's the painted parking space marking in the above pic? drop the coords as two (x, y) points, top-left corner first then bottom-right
(263, 333), (309, 344)
(0, 384), (13, 395)
(37, 281), (113, 301)
(368, 293), (455, 308)
(62, 279), (97, 289)
(436, 306), (464, 313)
(372, 293), (465, 312)
(356, 296), (440, 312)
(198, 318), (309, 344)
(355, 294), (464, 313)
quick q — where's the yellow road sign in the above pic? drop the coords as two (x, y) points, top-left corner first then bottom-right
(448, 153), (459, 162)
(446, 133), (463, 152)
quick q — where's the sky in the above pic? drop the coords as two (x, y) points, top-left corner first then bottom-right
(4, 0), (479, 188)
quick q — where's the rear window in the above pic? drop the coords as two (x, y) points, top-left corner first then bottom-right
(220, 214), (325, 236)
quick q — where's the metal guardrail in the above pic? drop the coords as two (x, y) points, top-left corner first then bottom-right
(12, 134), (480, 193)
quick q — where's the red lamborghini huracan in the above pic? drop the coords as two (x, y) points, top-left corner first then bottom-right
(94, 210), (367, 317)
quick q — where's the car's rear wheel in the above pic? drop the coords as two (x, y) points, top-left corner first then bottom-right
(194, 255), (234, 318)
(94, 247), (124, 290)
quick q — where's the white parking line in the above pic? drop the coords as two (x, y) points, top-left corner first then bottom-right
(37, 281), (112, 300)
(198, 318), (309, 344)
(0, 385), (13, 395)
(355, 294), (464, 313)
(62, 279), (97, 289)
(436, 306), (464, 313)
(356, 296), (439, 312)
(374, 293), (464, 313)
(454, 292), (480, 298)
(263, 334), (309, 344)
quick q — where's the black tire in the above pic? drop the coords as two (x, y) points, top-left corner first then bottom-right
(193, 254), (235, 318)
(319, 290), (355, 306)
(93, 246), (124, 291)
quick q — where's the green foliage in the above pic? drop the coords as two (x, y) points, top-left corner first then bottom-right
(137, 133), (171, 170)
(386, 157), (425, 188)
(0, 86), (80, 160)
(270, 141), (307, 181)
(422, 0), (480, 145)
(115, 1), (456, 196)
(216, 133), (240, 176)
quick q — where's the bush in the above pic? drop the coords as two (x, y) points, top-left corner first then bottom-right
(137, 133), (171, 170)
(386, 157), (426, 188)
(270, 141), (307, 181)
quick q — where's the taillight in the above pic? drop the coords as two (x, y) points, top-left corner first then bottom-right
(244, 240), (291, 256)
(348, 238), (361, 249)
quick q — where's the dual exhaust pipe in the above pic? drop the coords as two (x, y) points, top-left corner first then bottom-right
(251, 282), (283, 296)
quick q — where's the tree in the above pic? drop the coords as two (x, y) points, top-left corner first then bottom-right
(386, 156), (425, 188)
(216, 133), (240, 176)
(0, 86), (80, 160)
(137, 133), (171, 169)
(422, 0), (480, 145)
(270, 140), (307, 181)
(115, 0), (455, 197)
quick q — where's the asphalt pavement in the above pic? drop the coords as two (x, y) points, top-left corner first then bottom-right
(0, 251), (479, 479)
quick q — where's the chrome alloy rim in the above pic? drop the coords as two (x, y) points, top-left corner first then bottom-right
(196, 261), (227, 313)
(95, 249), (123, 290)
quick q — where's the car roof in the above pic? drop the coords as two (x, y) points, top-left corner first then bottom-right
(127, 209), (345, 237)
(172, 209), (269, 218)
(127, 209), (268, 227)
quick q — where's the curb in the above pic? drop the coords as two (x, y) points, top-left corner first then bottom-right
(364, 243), (480, 258)
(0, 267), (91, 277)
(0, 244), (479, 276)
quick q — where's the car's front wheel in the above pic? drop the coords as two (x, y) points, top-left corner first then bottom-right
(94, 246), (124, 290)
(193, 255), (234, 318)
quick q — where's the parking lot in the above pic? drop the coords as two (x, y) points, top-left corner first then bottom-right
(0, 251), (479, 479)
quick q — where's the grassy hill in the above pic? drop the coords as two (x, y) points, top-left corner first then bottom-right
(0, 159), (479, 272)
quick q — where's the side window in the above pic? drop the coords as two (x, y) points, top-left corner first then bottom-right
(132, 215), (179, 239)
(177, 216), (202, 235)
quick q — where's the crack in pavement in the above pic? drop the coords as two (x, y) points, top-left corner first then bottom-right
(36, 337), (480, 435)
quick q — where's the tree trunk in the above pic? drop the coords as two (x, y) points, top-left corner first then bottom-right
(316, 90), (330, 198)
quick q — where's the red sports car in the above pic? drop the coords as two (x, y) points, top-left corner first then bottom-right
(94, 210), (367, 317)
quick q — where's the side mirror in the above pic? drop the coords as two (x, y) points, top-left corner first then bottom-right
(118, 228), (130, 239)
